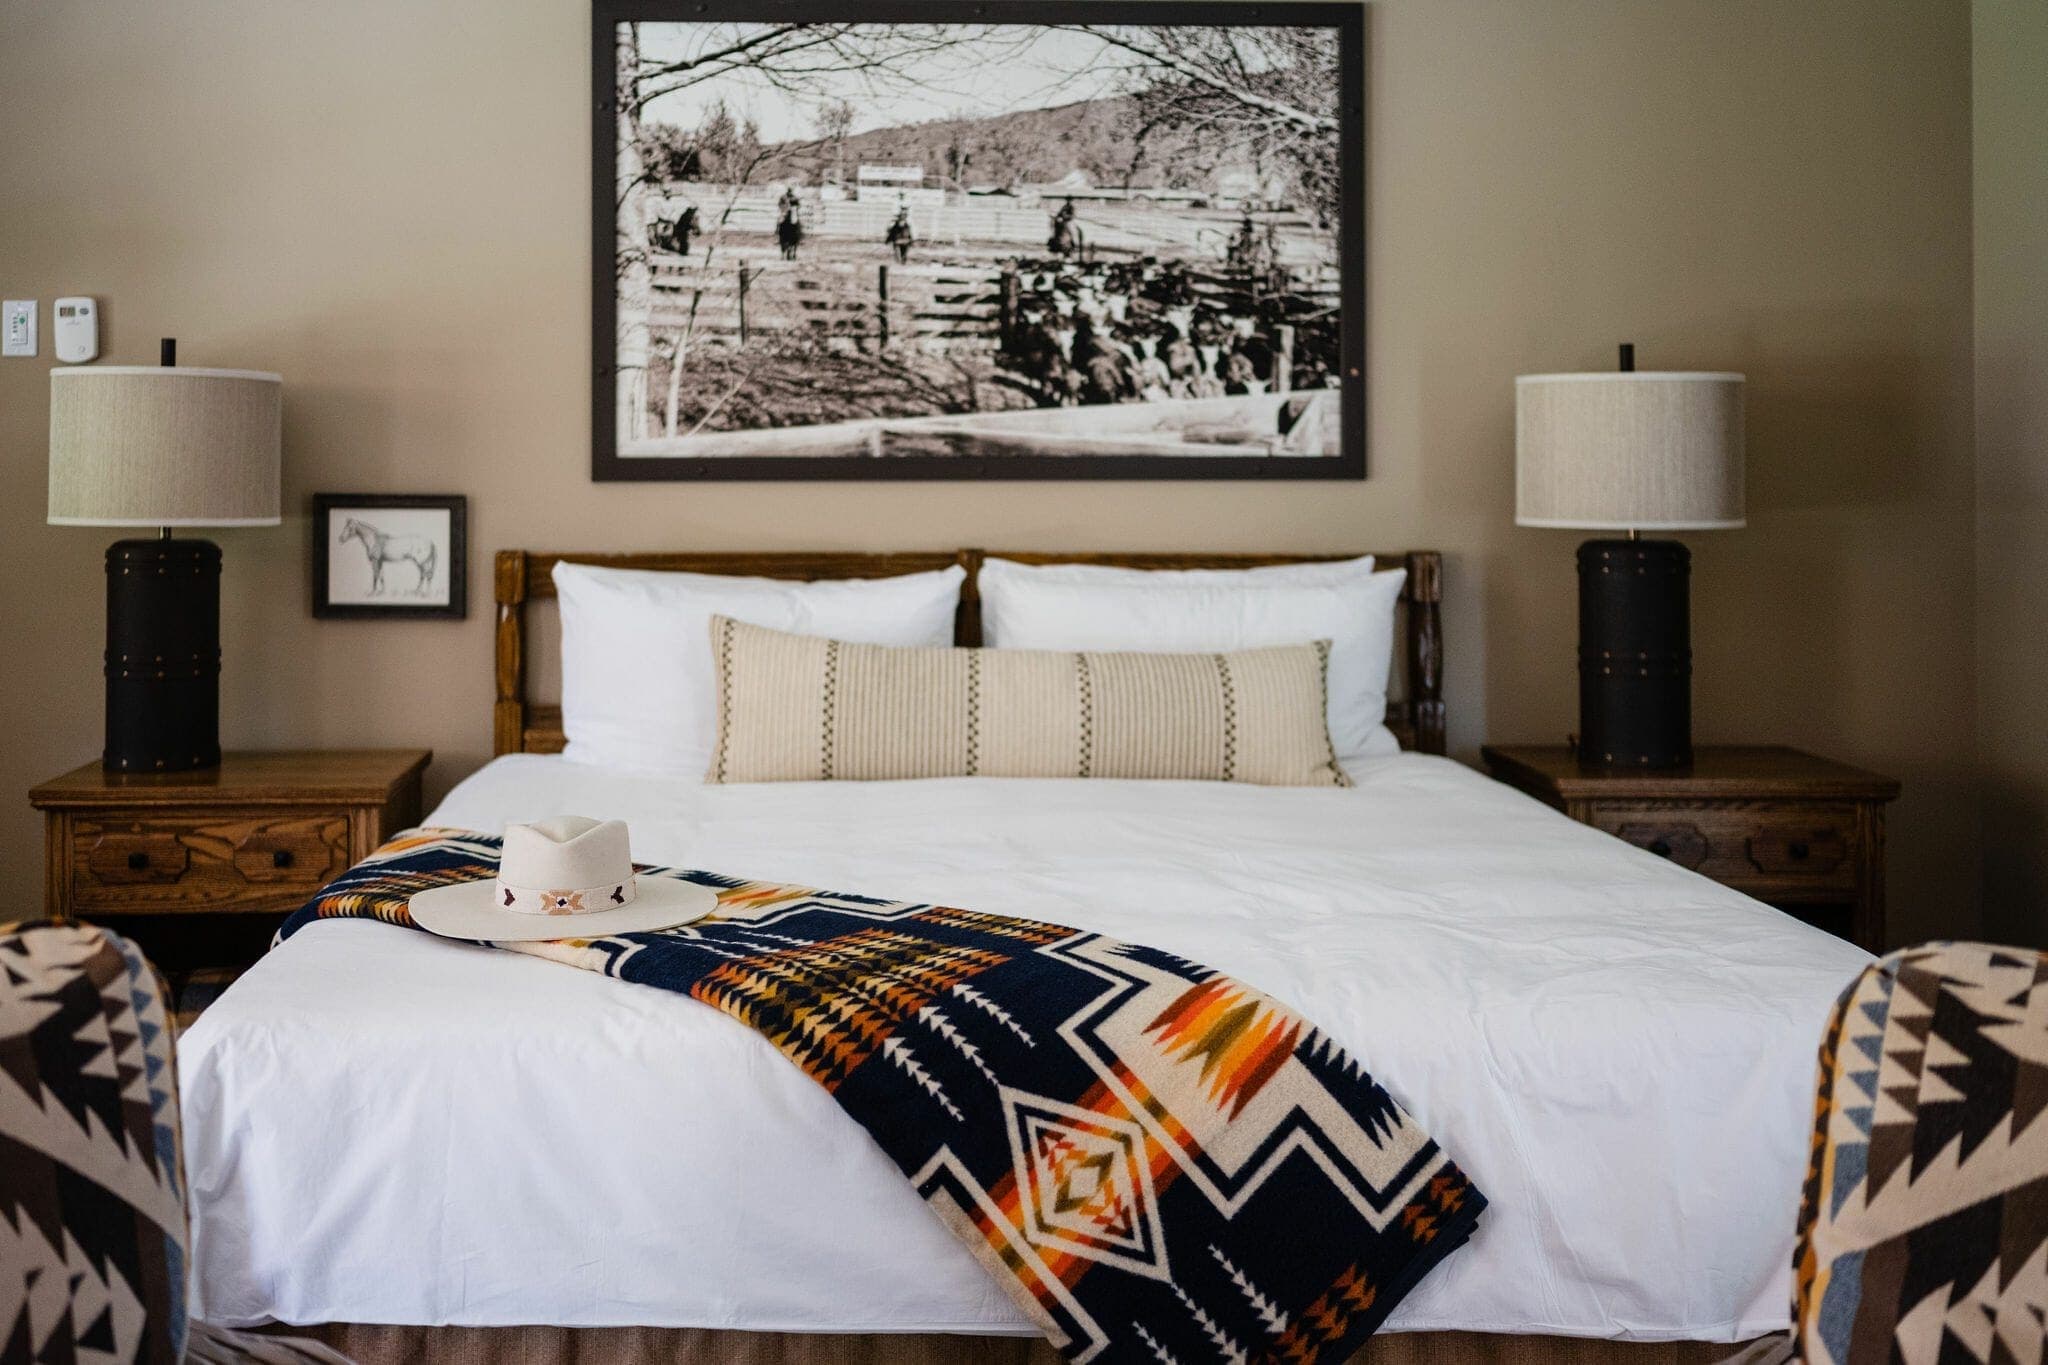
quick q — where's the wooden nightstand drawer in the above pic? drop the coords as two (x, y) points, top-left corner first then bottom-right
(32, 752), (432, 1002)
(70, 808), (352, 913)
(1588, 801), (1860, 892)
(1482, 745), (1899, 952)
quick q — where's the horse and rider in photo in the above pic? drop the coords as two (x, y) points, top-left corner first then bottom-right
(885, 202), (914, 263)
(1048, 197), (1084, 258)
(338, 517), (437, 597)
(653, 204), (699, 259)
(776, 187), (804, 260)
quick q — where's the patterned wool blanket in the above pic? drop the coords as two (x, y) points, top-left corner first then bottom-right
(278, 830), (1485, 1363)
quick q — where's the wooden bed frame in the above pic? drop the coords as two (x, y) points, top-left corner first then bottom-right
(492, 548), (1445, 758)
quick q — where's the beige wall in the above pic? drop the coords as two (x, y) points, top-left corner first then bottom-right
(1974, 0), (2048, 944)
(0, 0), (1979, 945)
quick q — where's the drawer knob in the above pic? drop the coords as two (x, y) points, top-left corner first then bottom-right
(272, 848), (294, 869)
(127, 851), (149, 871)
(1788, 841), (1810, 861)
(1613, 822), (1707, 869)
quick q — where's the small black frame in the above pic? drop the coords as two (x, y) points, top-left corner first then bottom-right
(592, 0), (1366, 482)
(311, 494), (468, 620)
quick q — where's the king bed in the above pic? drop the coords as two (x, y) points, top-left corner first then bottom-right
(177, 549), (1868, 1363)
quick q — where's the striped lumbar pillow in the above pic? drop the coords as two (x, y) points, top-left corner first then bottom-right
(707, 616), (1349, 787)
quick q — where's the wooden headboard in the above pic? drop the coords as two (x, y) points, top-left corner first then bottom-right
(493, 549), (1445, 758)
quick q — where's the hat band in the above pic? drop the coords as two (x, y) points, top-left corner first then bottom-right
(494, 875), (637, 917)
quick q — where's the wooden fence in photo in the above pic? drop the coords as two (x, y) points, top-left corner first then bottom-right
(649, 257), (1003, 347)
(647, 255), (1339, 354)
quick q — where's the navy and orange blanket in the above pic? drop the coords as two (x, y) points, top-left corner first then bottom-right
(279, 830), (1484, 1363)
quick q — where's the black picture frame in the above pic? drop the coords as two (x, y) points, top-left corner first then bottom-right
(592, 0), (1366, 482)
(311, 494), (468, 620)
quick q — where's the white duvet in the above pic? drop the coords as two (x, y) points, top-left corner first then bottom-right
(180, 754), (1868, 1340)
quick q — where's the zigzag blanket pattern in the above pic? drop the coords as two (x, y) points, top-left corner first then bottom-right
(1, 920), (187, 1365)
(1794, 943), (2048, 1364)
(279, 830), (1485, 1363)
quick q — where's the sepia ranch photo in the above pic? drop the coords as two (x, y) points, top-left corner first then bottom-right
(596, 1), (1363, 479)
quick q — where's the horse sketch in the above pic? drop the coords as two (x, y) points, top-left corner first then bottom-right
(338, 517), (437, 597)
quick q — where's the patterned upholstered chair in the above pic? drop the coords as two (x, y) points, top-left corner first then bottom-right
(0, 919), (347, 1365)
(1794, 943), (2048, 1363)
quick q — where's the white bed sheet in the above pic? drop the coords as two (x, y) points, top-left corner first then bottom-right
(180, 753), (1868, 1340)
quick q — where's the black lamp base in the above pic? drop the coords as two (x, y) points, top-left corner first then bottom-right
(1576, 538), (1692, 770)
(104, 537), (222, 773)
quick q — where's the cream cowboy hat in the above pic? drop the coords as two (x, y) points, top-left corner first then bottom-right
(408, 816), (715, 942)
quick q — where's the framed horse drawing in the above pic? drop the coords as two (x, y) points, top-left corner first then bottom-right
(312, 494), (468, 620)
(593, 0), (1366, 481)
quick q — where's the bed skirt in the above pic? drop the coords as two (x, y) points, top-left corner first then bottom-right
(271, 1324), (1782, 1365)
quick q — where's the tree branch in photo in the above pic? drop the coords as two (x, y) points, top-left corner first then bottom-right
(1049, 24), (1338, 137)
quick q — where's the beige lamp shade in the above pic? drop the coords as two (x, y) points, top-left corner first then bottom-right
(1515, 372), (1745, 531)
(48, 367), (282, 527)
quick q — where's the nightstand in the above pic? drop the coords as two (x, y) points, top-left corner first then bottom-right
(29, 749), (430, 991)
(1480, 745), (1901, 952)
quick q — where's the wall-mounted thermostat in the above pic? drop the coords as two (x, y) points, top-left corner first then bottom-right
(54, 296), (98, 363)
(2, 300), (34, 357)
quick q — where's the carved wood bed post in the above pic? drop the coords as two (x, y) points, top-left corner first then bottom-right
(1405, 551), (1446, 755)
(955, 547), (985, 646)
(494, 550), (529, 757)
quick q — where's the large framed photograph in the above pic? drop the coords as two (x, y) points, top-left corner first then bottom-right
(312, 494), (467, 620)
(593, 0), (1364, 481)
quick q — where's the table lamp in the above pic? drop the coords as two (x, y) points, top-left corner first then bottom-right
(47, 342), (281, 772)
(1515, 345), (1744, 769)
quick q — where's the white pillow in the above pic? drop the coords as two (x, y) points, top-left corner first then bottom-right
(555, 560), (965, 775)
(979, 553), (1374, 588)
(979, 561), (1407, 765)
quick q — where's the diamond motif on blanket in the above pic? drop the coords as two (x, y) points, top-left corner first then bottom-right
(1004, 1088), (1169, 1281)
